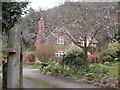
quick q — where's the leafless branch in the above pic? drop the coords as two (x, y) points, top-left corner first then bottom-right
(88, 25), (103, 47)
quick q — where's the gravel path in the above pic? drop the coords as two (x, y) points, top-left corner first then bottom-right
(23, 68), (97, 88)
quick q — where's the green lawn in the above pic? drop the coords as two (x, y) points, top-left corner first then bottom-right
(107, 63), (118, 77)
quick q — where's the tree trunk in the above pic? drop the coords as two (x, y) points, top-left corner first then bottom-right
(84, 47), (89, 69)
(84, 34), (89, 69)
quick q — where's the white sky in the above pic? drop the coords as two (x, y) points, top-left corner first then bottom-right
(21, 0), (119, 11)
(27, 0), (65, 10)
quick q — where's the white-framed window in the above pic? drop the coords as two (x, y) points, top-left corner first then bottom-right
(56, 51), (64, 57)
(57, 37), (64, 44)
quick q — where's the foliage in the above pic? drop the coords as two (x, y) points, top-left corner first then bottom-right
(33, 60), (119, 79)
(33, 60), (118, 88)
(36, 44), (55, 63)
(39, 61), (61, 75)
(84, 63), (109, 82)
(102, 42), (119, 62)
(85, 62), (118, 87)
(2, 2), (28, 33)
(103, 42), (119, 56)
(104, 61), (111, 66)
(33, 60), (42, 68)
(89, 63), (109, 74)
(41, 61), (83, 78)
(102, 55), (113, 62)
(38, 61), (110, 80)
(62, 47), (85, 68)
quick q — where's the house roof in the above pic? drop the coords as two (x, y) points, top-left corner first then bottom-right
(44, 26), (75, 42)
(44, 26), (98, 44)
(44, 27), (59, 41)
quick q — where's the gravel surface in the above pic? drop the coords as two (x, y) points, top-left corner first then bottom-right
(23, 68), (97, 88)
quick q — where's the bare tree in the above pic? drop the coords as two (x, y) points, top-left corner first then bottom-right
(61, 1), (118, 68)
(37, 1), (118, 68)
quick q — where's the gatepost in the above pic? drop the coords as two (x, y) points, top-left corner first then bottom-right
(6, 24), (22, 88)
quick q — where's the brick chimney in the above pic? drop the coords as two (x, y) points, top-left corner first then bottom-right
(35, 17), (44, 48)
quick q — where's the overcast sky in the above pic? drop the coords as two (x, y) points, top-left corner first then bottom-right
(27, 0), (65, 10)
(21, 0), (119, 11)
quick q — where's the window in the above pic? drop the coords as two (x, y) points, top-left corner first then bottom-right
(57, 37), (64, 44)
(56, 51), (64, 57)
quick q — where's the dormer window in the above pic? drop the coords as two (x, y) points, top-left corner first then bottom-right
(57, 37), (64, 44)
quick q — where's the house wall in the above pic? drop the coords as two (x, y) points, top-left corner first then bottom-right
(45, 27), (73, 56)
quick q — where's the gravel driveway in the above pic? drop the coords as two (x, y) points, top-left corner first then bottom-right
(23, 68), (97, 88)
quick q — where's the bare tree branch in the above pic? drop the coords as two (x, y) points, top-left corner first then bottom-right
(88, 25), (103, 47)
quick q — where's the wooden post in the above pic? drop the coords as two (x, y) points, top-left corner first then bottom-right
(2, 60), (7, 89)
(7, 24), (21, 88)
(20, 31), (23, 88)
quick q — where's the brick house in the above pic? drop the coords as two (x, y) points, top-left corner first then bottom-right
(35, 18), (98, 58)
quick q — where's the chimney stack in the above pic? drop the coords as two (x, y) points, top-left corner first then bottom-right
(35, 17), (44, 48)
(38, 17), (44, 32)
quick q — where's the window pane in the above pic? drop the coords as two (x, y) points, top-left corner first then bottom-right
(57, 37), (64, 44)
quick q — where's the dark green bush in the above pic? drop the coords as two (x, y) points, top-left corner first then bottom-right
(39, 60), (72, 76)
(40, 61), (64, 75)
(102, 55), (113, 62)
(89, 63), (109, 74)
(102, 42), (119, 62)
(62, 47), (85, 68)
